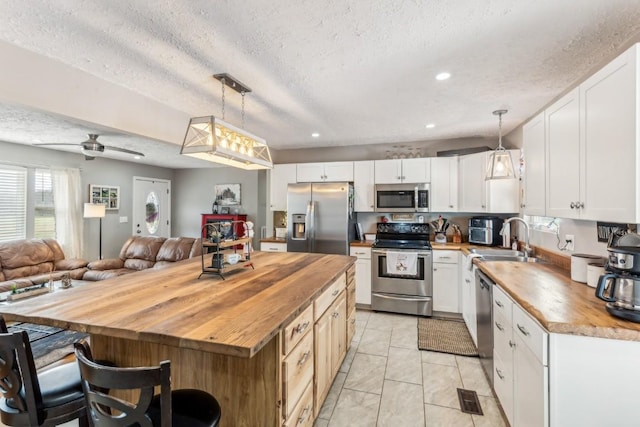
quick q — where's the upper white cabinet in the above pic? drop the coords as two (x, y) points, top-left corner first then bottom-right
(522, 112), (546, 216)
(353, 161), (375, 212)
(546, 44), (639, 222)
(269, 164), (297, 211)
(297, 162), (354, 182)
(374, 158), (431, 184)
(431, 157), (459, 212)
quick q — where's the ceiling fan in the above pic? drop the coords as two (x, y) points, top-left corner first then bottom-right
(34, 134), (145, 160)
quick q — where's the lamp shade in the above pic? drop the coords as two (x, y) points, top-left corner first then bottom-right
(84, 203), (106, 218)
(181, 116), (273, 170)
(486, 148), (515, 180)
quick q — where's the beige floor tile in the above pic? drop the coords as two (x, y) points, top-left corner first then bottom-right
(328, 389), (380, 427)
(422, 362), (463, 408)
(355, 310), (372, 323)
(390, 323), (417, 349)
(314, 418), (329, 427)
(456, 356), (493, 396)
(365, 312), (401, 331)
(344, 353), (387, 394)
(353, 319), (367, 343)
(318, 372), (347, 419)
(357, 328), (391, 356)
(472, 395), (508, 427)
(377, 380), (425, 427)
(385, 346), (422, 384)
(421, 350), (458, 366)
(339, 344), (357, 373)
(424, 404), (474, 427)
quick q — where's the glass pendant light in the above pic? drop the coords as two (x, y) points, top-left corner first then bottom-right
(486, 109), (515, 180)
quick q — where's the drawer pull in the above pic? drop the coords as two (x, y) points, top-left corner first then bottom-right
(332, 311), (340, 318)
(439, 256), (451, 259)
(509, 340), (516, 348)
(517, 324), (530, 336)
(297, 405), (311, 425)
(495, 368), (505, 380)
(465, 279), (470, 284)
(297, 351), (311, 366)
(496, 300), (504, 308)
(495, 322), (504, 332)
(331, 289), (339, 297)
(350, 318), (356, 324)
(291, 321), (310, 338)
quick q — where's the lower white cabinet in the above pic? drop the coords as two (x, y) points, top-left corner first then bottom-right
(432, 250), (460, 313)
(349, 246), (371, 305)
(460, 253), (477, 345)
(260, 241), (287, 252)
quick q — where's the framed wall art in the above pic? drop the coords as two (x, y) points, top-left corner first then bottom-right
(215, 183), (241, 206)
(90, 184), (120, 210)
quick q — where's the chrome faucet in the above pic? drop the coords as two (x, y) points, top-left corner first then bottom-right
(501, 217), (532, 256)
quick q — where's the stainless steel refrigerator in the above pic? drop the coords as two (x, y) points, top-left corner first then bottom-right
(286, 182), (355, 255)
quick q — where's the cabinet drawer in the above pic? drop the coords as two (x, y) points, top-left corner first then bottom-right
(433, 250), (459, 264)
(283, 382), (313, 427)
(493, 310), (513, 364)
(283, 305), (313, 355)
(282, 332), (314, 419)
(349, 247), (371, 259)
(314, 274), (346, 320)
(347, 310), (356, 344)
(493, 350), (514, 426)
(260, 242), (287, 252)
(512, 303), (548, 366)
(493, 285), (513, 324)
(346, 265), (355, 288)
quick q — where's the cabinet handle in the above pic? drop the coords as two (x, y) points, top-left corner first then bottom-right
(465, 279), (470, 284)
(495, 321), (504, 331)
(350, 318), (356, 324)
(332, 311), (340, 318)
(433, 268), (438, 272)
(517, 324), (530, 336)
(439, 256), (451, 259)
(509, 340), (516, 348)
(570, 202), (576, 209)
(495, 368), (505, 380)
(496, 300), (504, 308)
(481, 205), (486, 208)
(292, 321), (310, 338)
(297, 350), (311, 366)
(449, 205), (454, 208)
(520, 203), (525, 208)
(578, 202), (584, 209)
(297, 405), (311, 425)
(331, 289), (339, 297)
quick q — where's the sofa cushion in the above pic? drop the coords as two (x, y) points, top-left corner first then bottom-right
(0, 239), (55, 280)
(55, 258), (89, 270)
(156, 237), (198, 262)
(123, 259), (155, 270)
(121, 236), (166, 262)
(88, 259), (124, 270)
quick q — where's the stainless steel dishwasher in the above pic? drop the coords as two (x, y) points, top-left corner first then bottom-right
(475, 269), (494, 385)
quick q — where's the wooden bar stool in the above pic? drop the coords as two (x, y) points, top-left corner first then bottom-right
(74, 340), (221, 427)
(0, 317), (89, 427)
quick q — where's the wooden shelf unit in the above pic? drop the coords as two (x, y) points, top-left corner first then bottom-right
(199, 221), (254, 279)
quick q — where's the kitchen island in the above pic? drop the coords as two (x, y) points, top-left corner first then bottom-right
(0, 251), (356, 427)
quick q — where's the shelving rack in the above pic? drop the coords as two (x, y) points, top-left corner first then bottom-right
(199, 221), (254, 279)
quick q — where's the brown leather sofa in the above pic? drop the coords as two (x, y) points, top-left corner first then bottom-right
(83, 236), (202, 281)
(0, 239), (89, 293)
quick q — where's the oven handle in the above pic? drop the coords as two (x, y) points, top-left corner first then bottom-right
(372, 293), (432, 302)
(372, 249), (433, 256)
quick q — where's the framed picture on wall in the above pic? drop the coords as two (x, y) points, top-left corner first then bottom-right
(90, 184), (120, 210)
(215, 183), (241, 206)
(219, 206), (230, 214)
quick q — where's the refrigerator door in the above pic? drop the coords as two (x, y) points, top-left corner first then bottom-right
(287, 183), (312, 253)
(312, 182), (353, 255)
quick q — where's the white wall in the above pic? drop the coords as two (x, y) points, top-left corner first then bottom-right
(529, 219), (609, 258)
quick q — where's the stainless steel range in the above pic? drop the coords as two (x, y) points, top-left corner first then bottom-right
(371, 222), (433, 316)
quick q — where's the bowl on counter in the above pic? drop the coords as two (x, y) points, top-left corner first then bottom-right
(226, 253), (241, 265)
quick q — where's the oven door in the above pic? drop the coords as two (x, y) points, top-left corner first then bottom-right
(371, 248), (433, 296)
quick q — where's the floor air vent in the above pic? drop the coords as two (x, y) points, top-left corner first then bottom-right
(457, 388), (483, 415)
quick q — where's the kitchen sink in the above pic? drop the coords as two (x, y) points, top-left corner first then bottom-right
(469, 248), (525, 257)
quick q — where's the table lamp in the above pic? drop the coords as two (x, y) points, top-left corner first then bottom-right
(84, 203), (106, 259)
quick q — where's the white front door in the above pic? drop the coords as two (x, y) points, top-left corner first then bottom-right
(132, 176), (170, 237)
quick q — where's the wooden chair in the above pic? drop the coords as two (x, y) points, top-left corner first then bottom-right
(0, 317), (89, 427)
(74, 340), (221, 427)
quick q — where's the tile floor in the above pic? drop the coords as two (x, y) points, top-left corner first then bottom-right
(314, 309), (507, 427)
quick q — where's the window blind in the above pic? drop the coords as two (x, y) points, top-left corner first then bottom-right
(34, 169), (55, 239)
(0, 166), (27, 241)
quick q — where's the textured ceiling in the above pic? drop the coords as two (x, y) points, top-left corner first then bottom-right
(1, 0), (640, 168)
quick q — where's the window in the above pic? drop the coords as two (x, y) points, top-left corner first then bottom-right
(34, 169), (55, 239)
(0, 166), (27, 241)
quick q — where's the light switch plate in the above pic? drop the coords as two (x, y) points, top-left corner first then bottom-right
(119, 216), (128, 223)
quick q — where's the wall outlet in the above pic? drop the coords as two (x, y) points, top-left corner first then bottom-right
(119, 216), (128, 223)
(565, 234), (575, 251)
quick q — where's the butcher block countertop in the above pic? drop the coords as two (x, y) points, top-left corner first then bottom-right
(0, 252), (355, 358)
(478, 260), (640, 341)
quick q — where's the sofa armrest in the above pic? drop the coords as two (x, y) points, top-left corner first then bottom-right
(55, 258), (89, 270)
(88, 258), (124, 270)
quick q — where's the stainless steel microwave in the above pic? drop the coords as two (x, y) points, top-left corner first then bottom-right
(375, 183), (430, 213)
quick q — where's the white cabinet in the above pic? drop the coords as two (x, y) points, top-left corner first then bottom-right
(432, 250), (460, 313)
(296, 162), (353, 182)
(269, 164), (297, 211)
(259, 241), (287, 252)
(458, 151), (520, 214)
(522, 112), (546, 216)
(350, 246), (371, 305)
(353, 161), (375, 212)
(460, 253), (477, 345)
(430, 157), (458, 212)
(374, 158), (431, 184)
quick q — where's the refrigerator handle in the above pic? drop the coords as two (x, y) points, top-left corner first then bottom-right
(305, 201), (312, 252)
(309, 201), (316, 252)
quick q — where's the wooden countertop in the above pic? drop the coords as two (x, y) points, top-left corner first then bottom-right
(350, 241), (374, 247)
(478, 260), (640, 341)
(0, 252), (355, 358)
(259, 238), (287, 243)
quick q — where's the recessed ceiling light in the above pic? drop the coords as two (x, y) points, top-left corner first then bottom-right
(435, 72), (451, 81)
(134, 155), (141, 160)
(311, 133), (320, 138)
(425, 124), (435, 129)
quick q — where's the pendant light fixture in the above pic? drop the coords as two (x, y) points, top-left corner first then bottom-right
(181, 73), (272, 170)
(486, 109), (515, 180)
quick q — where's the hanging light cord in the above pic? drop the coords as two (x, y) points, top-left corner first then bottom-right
(241, 92), (246, 129)
(497, 112), (503, 149)
(220, 77), (226, 120)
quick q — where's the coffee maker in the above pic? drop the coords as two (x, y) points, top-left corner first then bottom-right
(596, 235), (640, 322)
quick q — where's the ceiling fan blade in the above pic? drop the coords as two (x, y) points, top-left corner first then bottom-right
(84, 155), (95, 160)
(104, 145), (145, 157)
(33, 143), (81, 147)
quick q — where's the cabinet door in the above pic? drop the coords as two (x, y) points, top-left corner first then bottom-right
(354, 258), (371, 305)
(353, 161), (375, 212)
(269, 164), (297, 211)
(458, 152), (487, 212)
(513, 333), (549, 427)
(313, 310), (332, 417)
(402, 158), (431, 183)
(580, 46), (637, 222)
(523, 114), (546, 216)
(431, 157), (458, 212)
(330, 293), (347, 376)
(432, 262), (459, 313)
(374, 159), (402, 184)
(297, 163), (326, 182)
(324, 162), (354, 182)
(546, 88), (581, 219)
(460, 257), (477, 345)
